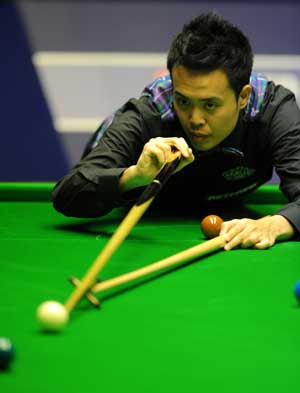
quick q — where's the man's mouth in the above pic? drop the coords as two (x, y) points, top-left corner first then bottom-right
(189, 132), (210, 140)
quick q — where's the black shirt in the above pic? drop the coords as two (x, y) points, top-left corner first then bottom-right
(52, 76), (300, 234)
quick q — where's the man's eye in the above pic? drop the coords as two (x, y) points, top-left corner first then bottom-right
(205, 102), (217, 111)
(176, 97), (190, 107)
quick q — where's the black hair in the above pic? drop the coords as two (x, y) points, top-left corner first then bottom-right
(167, 13), (253, 98)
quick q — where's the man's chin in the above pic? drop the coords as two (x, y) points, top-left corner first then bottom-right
(190, 140), (214, 152)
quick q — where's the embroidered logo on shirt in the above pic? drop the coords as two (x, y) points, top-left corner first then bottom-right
(207, 182), (259, 201)
(222, 166), (255, 181)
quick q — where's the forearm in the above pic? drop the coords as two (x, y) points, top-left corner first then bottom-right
(52, 169), (127, 218)
(119, 165), (151, 194)
(275, 199), (300, 239)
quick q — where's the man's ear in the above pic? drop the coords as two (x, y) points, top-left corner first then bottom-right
(238, 84), (252, 109)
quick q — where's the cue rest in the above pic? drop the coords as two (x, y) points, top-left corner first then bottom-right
(69, 276), (101, 308)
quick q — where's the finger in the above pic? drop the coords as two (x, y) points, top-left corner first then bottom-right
(149, 138), (189, 163)
(223, 219), (250, 250)
(158, 137), (194, 173)
(253, 238), (274, 250)
(224, 233), (245, 250)
(176, 137), (193, 158)
(163, 137), (192, 158)
(240, 235), (258, 249)
(145, 140), (172, 166)
(174, 150), (194, 172)
(219, 219), (240, 236)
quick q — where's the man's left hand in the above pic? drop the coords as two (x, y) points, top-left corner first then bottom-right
(220, 215), (295, 250)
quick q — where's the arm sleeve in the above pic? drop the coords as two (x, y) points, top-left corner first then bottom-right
(52, 99), (157, 217)
(265, 84), (300, 234)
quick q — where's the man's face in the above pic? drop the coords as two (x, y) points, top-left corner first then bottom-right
(172, 65), (250, 152)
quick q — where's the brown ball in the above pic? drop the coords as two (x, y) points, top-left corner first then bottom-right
(200, 215), (223, 239)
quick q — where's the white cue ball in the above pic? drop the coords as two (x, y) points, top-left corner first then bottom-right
(36, 301), (69, 332)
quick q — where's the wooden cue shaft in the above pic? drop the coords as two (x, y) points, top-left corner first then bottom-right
(64, 151), (181, 313)
(64, 197), (154, 312)
(91, 235), (226, 295)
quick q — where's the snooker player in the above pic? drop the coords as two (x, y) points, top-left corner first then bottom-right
(52, 13), (300, 251)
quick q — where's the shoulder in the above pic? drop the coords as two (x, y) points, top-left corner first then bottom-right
(139, 74), (175, 121)
(260, 81), (299, 126)
(244, 72), (298, 122)
(262, 81), (297, 110)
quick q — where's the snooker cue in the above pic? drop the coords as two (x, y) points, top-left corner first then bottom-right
(91, 235), (226, 295)
(64, 151), (181, 312)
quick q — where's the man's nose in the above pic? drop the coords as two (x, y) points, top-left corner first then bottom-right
(190, 108), (206, 130)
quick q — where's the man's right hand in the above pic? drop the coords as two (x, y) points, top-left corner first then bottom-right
(120, 137), (194, 193)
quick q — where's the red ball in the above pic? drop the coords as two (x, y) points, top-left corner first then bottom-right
(200, 215), (223, 239)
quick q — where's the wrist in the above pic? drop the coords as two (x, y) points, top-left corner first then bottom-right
(119, 165), (150, 193)
(271, 214), (295, 241)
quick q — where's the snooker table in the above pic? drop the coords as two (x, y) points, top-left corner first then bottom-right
(1, 182), (300, 393)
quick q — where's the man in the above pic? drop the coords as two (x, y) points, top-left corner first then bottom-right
(53, 13), (300, 250)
